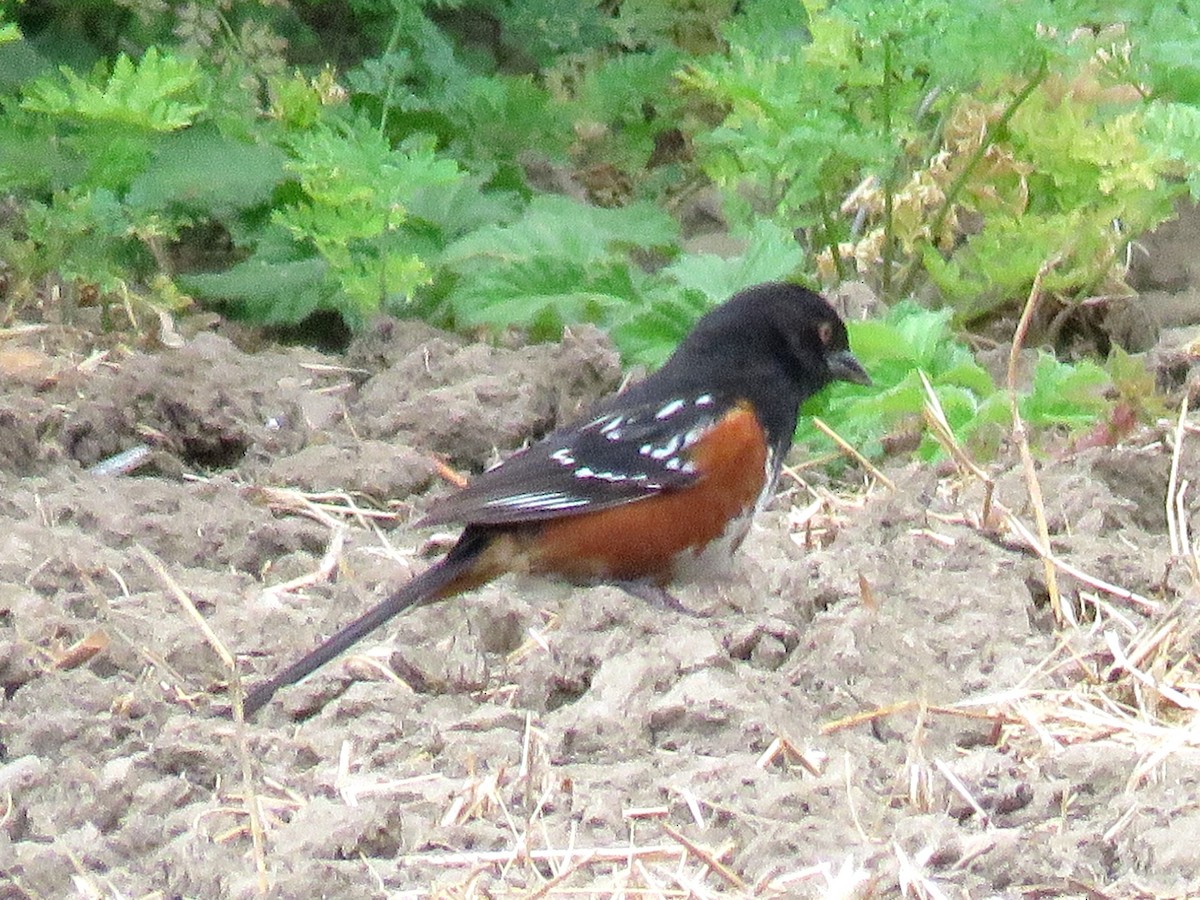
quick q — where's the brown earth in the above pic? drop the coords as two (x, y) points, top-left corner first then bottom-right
(3, 210), (1200, 898)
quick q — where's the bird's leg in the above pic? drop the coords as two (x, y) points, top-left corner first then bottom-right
(615, 580), (705, 618)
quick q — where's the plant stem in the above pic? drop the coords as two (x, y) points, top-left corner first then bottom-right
(819, 193), (846, 282)
(379, 19), (406, 136)
(881, 35), (895, 301)
(895, 56), (1049, 300)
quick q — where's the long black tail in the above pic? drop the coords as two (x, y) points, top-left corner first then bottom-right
(242, 530), (490, 717)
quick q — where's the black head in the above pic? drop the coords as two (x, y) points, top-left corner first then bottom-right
(669, 282), (871, 394)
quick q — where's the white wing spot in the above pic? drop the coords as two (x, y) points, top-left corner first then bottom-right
(598, 416), (624, 434)
(664, 459), (696, 474)
(649, 434), (682, 460)
(655, 399), (685, 420)
(550, 447), (575, 466)
(576, 467), (635, 482)
(695, 394), (714, 406)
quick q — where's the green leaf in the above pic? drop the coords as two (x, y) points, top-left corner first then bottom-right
(1022, 353), (1111, 429)
(126, 125), (287, 216)
(443, 195), (677, 269)
(448, 256), (644, 341)
(797, 301), (1004, 461)
(403, 176), (521, 244)
(666, 220), (803, 302)
(21, 48), (204, 131)
(609, 287), (712, 368)
(21, 188), (146, 290)
(449, 74), (571, 164)
(180, 257), (337, 326)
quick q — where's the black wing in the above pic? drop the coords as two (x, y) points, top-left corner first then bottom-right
(419, 392), (734, 527)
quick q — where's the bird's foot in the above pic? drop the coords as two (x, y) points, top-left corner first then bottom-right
(616, 580), (705, 618)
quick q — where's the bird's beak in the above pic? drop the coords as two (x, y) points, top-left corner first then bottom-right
(826, 349), (872, 386)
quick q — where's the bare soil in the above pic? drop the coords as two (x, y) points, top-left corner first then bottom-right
(4, 211), (1200, 898)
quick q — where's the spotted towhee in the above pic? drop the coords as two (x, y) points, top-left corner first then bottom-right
(243, 282), (870, 716)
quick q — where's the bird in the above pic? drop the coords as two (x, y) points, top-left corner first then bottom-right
(242, 282), (870, 716)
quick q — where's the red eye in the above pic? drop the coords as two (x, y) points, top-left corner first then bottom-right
(817, 321), (834, 346)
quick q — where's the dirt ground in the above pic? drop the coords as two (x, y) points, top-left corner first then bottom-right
(4, 212), (1200, 898)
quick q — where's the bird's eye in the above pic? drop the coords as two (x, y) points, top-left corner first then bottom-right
(817, 321), (834, 346)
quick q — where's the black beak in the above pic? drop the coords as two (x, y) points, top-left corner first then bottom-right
(826, 349), (871, 386)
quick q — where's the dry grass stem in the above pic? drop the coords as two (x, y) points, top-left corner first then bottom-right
(784, 479), (876, 551)
(138, 546), (269, 893)
(1000, 512), (1162, 614)
(257, 485), (405, 530)
(1007, 255), (1063, 624)
(1104, 629), (1200, 712)
(934, 758), (990, 828)
(918, 370), (994, 523)
(624, 805), (670, 820)
(1167, 395), (1188, 555)
(675, 787), (707, 829)
(893, 841), (951, 900)
(857, 572), (879, 612)
(903, 706), (934, 812)
(50, 629), (110, 670)
(821, 699), (1014, 735)
(1165, 396), (1200, 587)
(765, 856), (872, 896)
(523, 854), (603, 899)
(262, 524), (346, 599)
(396, 843), (687, 869)
(297, 361), (371, 377)
(659, 822), (747, 892)
(755, 734), (827, 775)
(812, 416), (896, 489)
(434, 455), (471, 488)
(344, 650), (407, 685)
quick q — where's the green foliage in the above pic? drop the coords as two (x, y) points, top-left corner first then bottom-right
(681, 0), (1194, 319)
(0, 46), (215, 289)
(802, 303), (1004, 459)
(800, 302), (1114, 461)
(923, 88), (1179, 321)
(2, 0), (1190, 462)
(20, 189), (149, 290)
(22, 48), (203, 129)
(563, 47), (686, 172)
(1144, 101), (1200, 201)
(1023, 354), (1112, 431)
(273, 123), (463, 320)
(180, 254), (336, 326)
(442, 196), (678, 339)
(664, 220), (804, 303)
(124, 125), (286, 217)
(496, 0), (615, 66)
